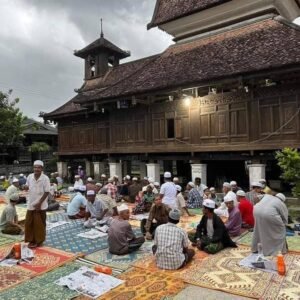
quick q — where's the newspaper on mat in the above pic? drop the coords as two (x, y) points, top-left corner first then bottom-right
(130, 213), (149, 221)
(77, 228), (107, 239)
(55, 266), (124, 299)
(46, 221), (71, 231)
(239, 253), (277, 273)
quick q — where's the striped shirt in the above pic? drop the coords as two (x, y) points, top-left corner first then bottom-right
(154, 223), (189, 270)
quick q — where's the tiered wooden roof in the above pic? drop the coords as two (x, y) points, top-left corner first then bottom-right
(147, 0), (231, 29)
(45, 17), (300, 119)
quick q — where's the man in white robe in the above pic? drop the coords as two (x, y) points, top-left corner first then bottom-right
(252, 194), (288, 256)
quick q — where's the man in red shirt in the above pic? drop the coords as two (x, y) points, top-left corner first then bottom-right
(236, 190), (254, 228)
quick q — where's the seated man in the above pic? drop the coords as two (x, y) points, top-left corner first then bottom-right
(18, 174), (27, 186)
(132, 185), (155, 215)
(141, 196), (170, 240)
(67, 185), (87, 219)
(84, 190), (108, 227)
(86, 177), (97, 192)
(192, 199), (237, 254)
(97, 188), (118, 217)
(153, 209), (195, 270)
(47, 178), (60, 211)
(214, 182), (237, 217)
(0, 193), (23, 235)
(237, 190), (254, 228)
(108, 204), (145, 255)
(176, 185), (194, 216)
(186, 182), (203, 208)
(5, 178), (20, 203)
(224, 193), (242, 236)
(73, 175), (83, 189)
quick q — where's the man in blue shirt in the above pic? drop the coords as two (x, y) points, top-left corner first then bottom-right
(67, 185), (87, 219)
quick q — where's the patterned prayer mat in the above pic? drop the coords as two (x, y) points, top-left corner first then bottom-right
(132, 250), (209, 276)
(0, 234), (18, 246)
(237, 231), (300, 253)
(172, 285), (252, 300)
(262, 253), (300, 300)
(189, 208), (204, 215)
(20, 246), (76, 274)
(85, 241), (153, 271)
(0, 204), (27, 221)
(128, 219), (141, 227)
(98, 268), (186, 300)
(44, 222), (108, 254)
(0, 262), (83, 300)
(178, 247), (273, 299)
(0, 265), (34, 292)
(55, 194), (71, 202)
(0, 245), (76, 276)
(0, 195), (6, 204)
(178, 215), (201, 231)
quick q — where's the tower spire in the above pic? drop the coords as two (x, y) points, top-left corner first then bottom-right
(100, 18), (104, 38)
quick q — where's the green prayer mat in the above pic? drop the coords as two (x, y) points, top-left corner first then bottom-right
(0, 262), (83, 300)
(0, 234), (17, 246)
(189, 208), (202, 215)
(85, 241), (153, 271)
(237, 231), (300, 252)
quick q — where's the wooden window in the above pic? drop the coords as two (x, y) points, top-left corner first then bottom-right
(167, 118), (175, 138)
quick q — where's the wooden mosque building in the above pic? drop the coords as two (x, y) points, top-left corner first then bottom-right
(44, 0), (300, 189)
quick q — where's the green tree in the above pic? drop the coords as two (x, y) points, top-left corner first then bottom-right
(28, 142), (50, 160)
(276, 147), (300, 197)
(0, 90), (25, 149)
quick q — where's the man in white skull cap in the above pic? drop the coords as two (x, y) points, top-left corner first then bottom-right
(246, 182), (264, 205)
(74, 175), (83, 189)
(230, 181), (241, 193)
(24, 160), (50, 248)
(5, 178), (20, 203)
(191, 199), (237, 254)
(108, 204), (145, 255)
(159, 172), (177, 209)
(186, 182), (202, 208)
(84, 190), (108, 228)
(105, 177), (118, 200)
(214, 182), (237, 218)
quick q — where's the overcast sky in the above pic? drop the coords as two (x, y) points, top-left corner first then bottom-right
(0, 0), (172, 120)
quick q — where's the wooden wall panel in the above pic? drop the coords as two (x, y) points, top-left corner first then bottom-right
(57, 83), (300, 154)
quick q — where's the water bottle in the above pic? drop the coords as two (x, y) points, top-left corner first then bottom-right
(257, 243), (263, 256)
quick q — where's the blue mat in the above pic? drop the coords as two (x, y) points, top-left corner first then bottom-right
(46, 213), (84, 228)
(45, 222), (108, 255)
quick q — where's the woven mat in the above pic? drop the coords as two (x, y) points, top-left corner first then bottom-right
(45, 222), (108, 254)
(178, 246), (273, 299)
(129, 214), (202, 231)
(85, 241), (153, 271)
(0, 204), (27, 222)
(0, 195), (6, 204)
(98, 267), (186, 300)
(262, 253), (300, 300)
(132, 249), (208, 276)
(0, 234), (18, 246)
(0, 244), (76, 276)
(188, 208), (202, 215)
(237, 231), (300, 253)
(0, 265), (33, 292)
(55, 194), (71, 202)
(0, 262), (83, 299)
(172, 285), (252, 300)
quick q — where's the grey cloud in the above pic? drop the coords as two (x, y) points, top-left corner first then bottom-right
(0, 0), (171, 119)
